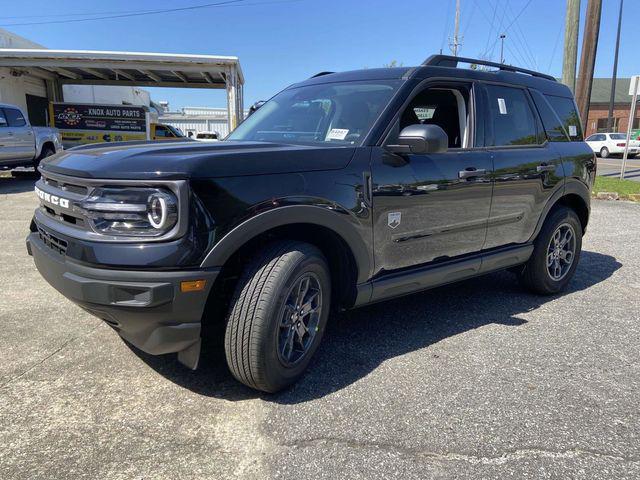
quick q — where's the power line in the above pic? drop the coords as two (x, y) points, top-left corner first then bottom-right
(485, 0), (534, 59)
(0, 0), (253, 27)
(440, 0), (454, 53)
(547, 17), (564, 72)
(505, 1), (538, 70)
(482, 0), (500, 57)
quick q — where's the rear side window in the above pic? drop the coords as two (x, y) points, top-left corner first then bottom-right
(485, 85), (539, 146)
(529, 89), (569, 142)
(545, 95), (583, 141)
(3, 108), (26, 127)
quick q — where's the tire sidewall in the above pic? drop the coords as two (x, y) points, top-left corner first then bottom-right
(528, 207), (582, 294)
(261, 251), (331, 391)
(600, 147), (609, 158)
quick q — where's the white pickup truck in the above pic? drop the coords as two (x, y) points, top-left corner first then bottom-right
(0, 103), (62, 170)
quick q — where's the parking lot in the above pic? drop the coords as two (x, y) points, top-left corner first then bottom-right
(1, 174), (639, 479)
(597, 156), (640, 182)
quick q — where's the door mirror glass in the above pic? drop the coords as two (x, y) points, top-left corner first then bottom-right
(389, 124), (449, 154)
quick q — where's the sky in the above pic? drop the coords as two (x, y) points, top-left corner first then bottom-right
(2, 0), (638, 110)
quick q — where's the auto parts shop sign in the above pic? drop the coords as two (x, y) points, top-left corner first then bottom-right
(51, 103), (147, 132)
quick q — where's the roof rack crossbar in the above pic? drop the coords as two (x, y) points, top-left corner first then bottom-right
(422, 55), (556, 82)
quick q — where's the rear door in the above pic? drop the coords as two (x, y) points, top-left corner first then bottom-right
(481, 83), (563, 249)
(3, 108), (35, 160)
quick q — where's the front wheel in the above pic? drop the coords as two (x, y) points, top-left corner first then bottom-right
(224, 240), (331, 392)
(33, 145), (55, 170)
(518, 206), (582, 295)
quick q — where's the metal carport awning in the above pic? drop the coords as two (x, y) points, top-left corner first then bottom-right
(0, 48), (244, 129)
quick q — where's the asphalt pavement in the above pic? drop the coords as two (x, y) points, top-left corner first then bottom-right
(596, 156), (640, 182)
(1, 174), (639, 479)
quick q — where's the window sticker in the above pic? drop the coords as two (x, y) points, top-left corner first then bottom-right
(497, 98), (508, 115)
(568, 125), (577, 137)
(327, 128), (349, 140)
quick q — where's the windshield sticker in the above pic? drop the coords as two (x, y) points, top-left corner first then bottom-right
(497, 98), (507, 115)
(327, 128), (349, 140)
(568, 125), (577, 137)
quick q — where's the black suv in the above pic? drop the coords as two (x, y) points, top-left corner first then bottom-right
(27, 56), (596, 392)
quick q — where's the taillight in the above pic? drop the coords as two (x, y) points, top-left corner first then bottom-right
(616, 143), (626, 147)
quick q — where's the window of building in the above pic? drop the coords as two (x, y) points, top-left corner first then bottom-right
(486, 85), (539, 146)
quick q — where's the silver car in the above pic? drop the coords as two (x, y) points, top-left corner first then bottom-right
(0, 103), (63, 170)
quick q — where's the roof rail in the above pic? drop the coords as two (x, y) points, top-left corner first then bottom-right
(310, 71), (335, 78)
(422, 55), (557, 82)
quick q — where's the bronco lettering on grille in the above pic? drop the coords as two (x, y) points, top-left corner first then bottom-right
(35, 186), (70, 209)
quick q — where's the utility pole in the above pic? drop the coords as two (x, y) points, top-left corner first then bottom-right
(562, 0), (581, 93)
(575, 0), (603, 133)
(450, 0), (461, 56)
(607, 0), (624, 131)
(500, 34), (506, 63)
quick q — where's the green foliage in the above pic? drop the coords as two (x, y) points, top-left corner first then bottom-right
(593, 176), (640, 197)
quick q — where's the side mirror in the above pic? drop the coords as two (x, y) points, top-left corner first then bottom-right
(388, 124), (449, 155)
(248, 101), (266, 116)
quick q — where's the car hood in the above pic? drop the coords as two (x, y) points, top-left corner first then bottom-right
(40, 141), (357, 180)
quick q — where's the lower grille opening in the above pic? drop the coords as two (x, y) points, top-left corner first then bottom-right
(37, 226), (68, 255)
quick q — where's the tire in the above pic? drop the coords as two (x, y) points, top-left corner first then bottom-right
(34, 146), (55, 170)
(518, 206), (582, 295)
(224, 240), (331, 392)
(600, 147), (609, 158)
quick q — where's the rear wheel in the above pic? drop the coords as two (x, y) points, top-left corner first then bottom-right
(224, 240), (331, 392)
(518, 206), (582, 295)
(600, 147), (610, 158)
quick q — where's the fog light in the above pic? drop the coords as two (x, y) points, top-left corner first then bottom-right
(180, 280), (207, 292)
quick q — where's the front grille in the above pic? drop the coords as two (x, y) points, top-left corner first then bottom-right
(37, 225), (68, 255)
(38, 173), (90, 231)
(42, 175), (89, 196)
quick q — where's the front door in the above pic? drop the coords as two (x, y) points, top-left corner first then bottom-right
(3, 107), (35, 160)
(371, 82), (493, 275)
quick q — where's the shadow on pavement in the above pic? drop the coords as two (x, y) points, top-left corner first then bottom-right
(131, 250), (621, 403)
(0, 173), (38, 195)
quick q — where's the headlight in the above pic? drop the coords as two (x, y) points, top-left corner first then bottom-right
(77, 187), (179, 237)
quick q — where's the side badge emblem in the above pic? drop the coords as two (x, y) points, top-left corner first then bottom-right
(388, 212), (401, 229)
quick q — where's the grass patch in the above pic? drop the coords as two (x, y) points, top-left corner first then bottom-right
(593, 176), (640, 198)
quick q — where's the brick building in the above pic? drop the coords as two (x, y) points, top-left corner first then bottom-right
(584, 78), (639, 137)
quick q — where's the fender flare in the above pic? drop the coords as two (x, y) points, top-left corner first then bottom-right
(199, 205), (371, 283)
(528, 179), (591, 242)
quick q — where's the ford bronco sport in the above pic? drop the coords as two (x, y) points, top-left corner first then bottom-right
(27, 56), (596, 392)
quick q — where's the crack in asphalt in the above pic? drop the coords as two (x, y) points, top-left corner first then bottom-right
(278, 437), (640, 465)
(0, 322), (102, 389)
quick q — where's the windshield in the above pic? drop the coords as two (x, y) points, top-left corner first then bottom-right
(228, 80), (402, 146)
(609, 133), (626, 140)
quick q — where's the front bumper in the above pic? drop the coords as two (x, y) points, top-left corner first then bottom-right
(27, 231), (219, 367)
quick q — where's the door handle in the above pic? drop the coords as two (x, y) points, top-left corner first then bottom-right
(536, 164), (556, 173)
(458, 168), (487, 179)
(7, 132), (14, 136)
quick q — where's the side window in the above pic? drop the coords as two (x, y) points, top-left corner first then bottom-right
(0, 110), (8, 128)
(598, 134), (606, 141)
(530, 89), (568, 142)
(398, 85), (471, 148)
(585, 134), (597, 141)
(154, 126), (168, 137)
(4, 108), (26, 127)
(545, 95), (583, 141)
(485, 85), (539, 146)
